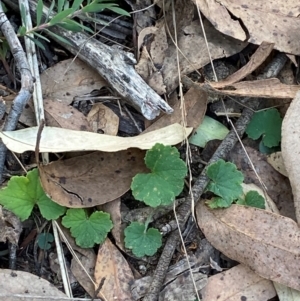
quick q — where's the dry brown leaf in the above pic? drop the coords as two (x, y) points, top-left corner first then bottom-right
(87, 103), (119, 135)
(205, 78), (299, 99)
(229, 145), (295, 220)
(282, 90), (300, 224)
(94, 238), (134, 301)
(0, 269), (67, 300)
(44, 98), (92, 131)
(267, 152), (288, 177)
(144, 85), (207, 132)
(39, 150), (148, 208)
(137, 0), (246, 94)
(196, 202), (300, 291)
(100, 198), (123, 250)
(41, 58), (107, 105)
(201, 264), (276, 301)
(0, 123), (193, 153)
(6, 100), (36, 127)
(136, 24), (168, 94)
(194, 0), (300, 54)
(0, 206), (22, 244)
(210, 42), (274, 89)
(162, 19), (246, 93)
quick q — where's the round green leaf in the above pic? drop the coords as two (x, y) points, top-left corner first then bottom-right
(62, 209), (113, 248)
(37, 233), (54, 250)
(131, 143), (187, 207)
(124, 222), (162, 257)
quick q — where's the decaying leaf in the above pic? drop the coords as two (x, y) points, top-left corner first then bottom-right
(194, 0), (300, 55)
(41, 58), (107, 105)
(145, 85), (207, 132)
(94, 238), (134, 301)
(196, 202), (300, 291)
(229, 144), (295, 221)
(87, 103), (119, 135)
(267, 152), (288, 177)
(210, 42), (274, 89)
(44, 98), (92, 131)
(0, 123), (193, 153)
(204, 78), (300, 99)
(39, 150), (148, 208)
(282, 90), (300, 224)
(201, 264), (276, 301)
(0, 269), (68, 299)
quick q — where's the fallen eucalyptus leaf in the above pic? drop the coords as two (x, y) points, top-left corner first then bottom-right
(0, 123), (192, 153)
(196, 202), (300, 291)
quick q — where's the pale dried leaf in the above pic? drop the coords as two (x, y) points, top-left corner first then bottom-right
(0, 269), (67, 300)
(201, 264), (276, 301)
(94, 238), (134, 301)
(0, 123), (193, 153)
(196, 202), (300, 290)
(282, 90), (300, 224)
(205, 78), (299, 99)
(267, 152), (288, 177)
(194, 0), (300, 54)
(274, 282), (300, 301)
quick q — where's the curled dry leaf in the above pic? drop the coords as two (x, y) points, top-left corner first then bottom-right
(210, 42), (274, 89)
(196, 202), (300, 291)
(39, 150), (148, 208)
(194, 0), (300, 55)
(204, 78), (300, 99)
(0, 123), (193, 153)
(282, 90), (300, 224)
(201, 264), (276, 301)
(87, 103), (119, 135)
(267, 152), (288, 177)
(94, 238), (134, 301)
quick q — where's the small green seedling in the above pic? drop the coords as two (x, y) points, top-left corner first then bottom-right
(131, 143), (187, 207)
(125, 143), (188, 257)
(62, 208), (113, 248)
(205, 159), (265, 209)
(246, 108), (282, 148)
(37, 232), (54, 250)
(124, 221), (162, 257)
(0, 168), (66, 221)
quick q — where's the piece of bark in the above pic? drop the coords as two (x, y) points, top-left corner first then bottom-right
(3, 0), (173, 121)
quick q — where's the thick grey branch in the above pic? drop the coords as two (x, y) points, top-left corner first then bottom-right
(3, 0), (173, 120)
